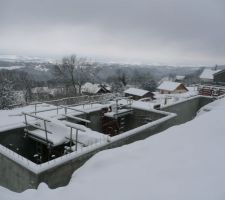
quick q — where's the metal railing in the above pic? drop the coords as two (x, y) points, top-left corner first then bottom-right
(8, 93), (118, 110)
(22, 93), (120, 117)
(63, 114), (91, 127)
(63, 121), (86, 152)
(23, 112), (53, 146)
(22, 112), (87, 152)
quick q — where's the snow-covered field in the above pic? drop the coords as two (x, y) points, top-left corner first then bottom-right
(0, 66), (25, 70)
(34, 65), (49, 72)
(0, 97), (225, 199)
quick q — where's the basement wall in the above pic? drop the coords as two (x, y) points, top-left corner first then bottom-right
(0, 96), (213, 192)
(161, 96), (213, 126)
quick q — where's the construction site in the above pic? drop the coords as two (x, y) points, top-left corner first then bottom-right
(0, 92), (215, 192)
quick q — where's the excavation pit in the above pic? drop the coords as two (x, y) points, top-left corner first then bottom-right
(0, 96), (214, 192)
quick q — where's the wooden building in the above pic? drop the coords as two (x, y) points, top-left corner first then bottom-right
(157, 81), (188, 94)
(213, 69), (225, 84)
(199, 69), (221, 83)
(124, 88), (154, 100)
(81, 82), (110, 95)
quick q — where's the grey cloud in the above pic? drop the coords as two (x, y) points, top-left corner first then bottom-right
(0, 0), (225, 65)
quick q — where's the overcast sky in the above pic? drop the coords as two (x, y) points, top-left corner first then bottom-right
(0, 0), (225, 65)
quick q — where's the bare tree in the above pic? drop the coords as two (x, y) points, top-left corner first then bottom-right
(117, 69), (128, 86)
(76, 64), (89, 94)
(19, 72), (33, 103)
(54, 55), (88, 95)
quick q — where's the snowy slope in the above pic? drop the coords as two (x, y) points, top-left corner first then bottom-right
(1, 97), (225, 200)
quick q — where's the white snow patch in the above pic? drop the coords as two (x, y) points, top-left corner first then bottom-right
(81, 82), (102, 94)
(34, 65), (49, 72)
(0, 66), (25, 70)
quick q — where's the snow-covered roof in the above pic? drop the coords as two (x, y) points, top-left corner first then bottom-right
(81, 82), (102, 94)
(157, 81), (185, 91)
(124, 88), (150, 97)
(199, 69), (221, 80)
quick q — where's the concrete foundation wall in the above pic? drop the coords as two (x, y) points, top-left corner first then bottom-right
(38, 96), (213, 190)
(0, 96), (214, 192)
(0, 153), (38, 192)
(161, 96), (213, 126)
(0, 128), (36, 161)
(38, 115), (175, 189)
(0, 111), (172, 192)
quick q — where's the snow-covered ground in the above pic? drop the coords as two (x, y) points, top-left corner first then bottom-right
(1, 96), (225, 199)
(34, 65), (49, 72)
(0, 66), (25, 70)
(0, 55), (54, 63)
(153, 86), (198, 106)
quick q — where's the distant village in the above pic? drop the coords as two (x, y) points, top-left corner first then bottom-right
(22, 67), (225, 108)
(0, 55), (225, 109)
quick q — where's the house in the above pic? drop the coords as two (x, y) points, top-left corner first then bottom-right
(157, 81), (188, 94)
(81, 82), (110, 95)
(124, 88), (154, 100)
(213, 69), (225, 84)
(199, 69), (221, 83)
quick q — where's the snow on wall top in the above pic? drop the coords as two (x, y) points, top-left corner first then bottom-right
(199, 69), (221, 80)
(157, 81), (183, 91)
(124, 88), (150, 97)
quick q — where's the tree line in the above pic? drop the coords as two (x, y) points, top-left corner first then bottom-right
(0, 54), (160, 109)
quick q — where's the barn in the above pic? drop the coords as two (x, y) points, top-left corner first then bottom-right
(124, 88), (154, 100)
(213, 69), (225, 84)
(199, 69), (221, 83)
(157, 81), (188, 94)
(81, 82), (110, 95)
